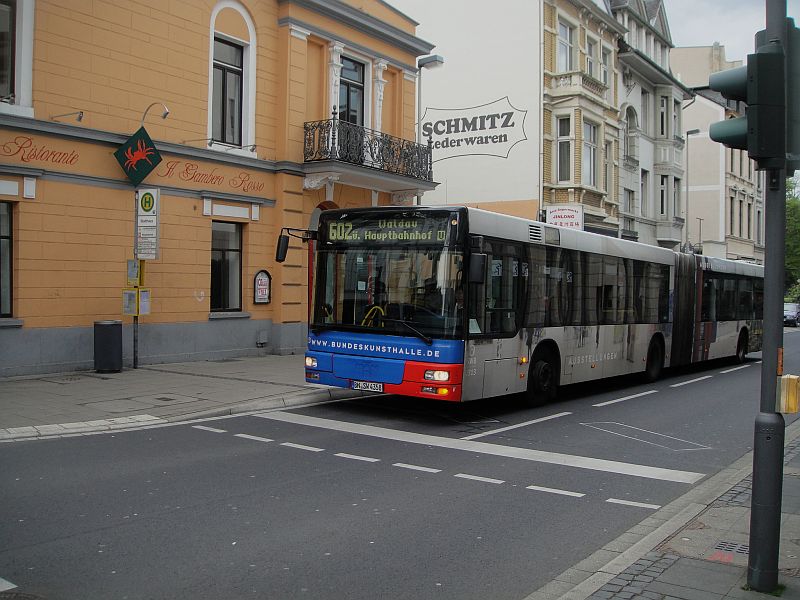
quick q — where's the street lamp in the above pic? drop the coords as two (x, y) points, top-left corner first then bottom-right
(416, 54), (444, 206)
(684, 128), (701, 251)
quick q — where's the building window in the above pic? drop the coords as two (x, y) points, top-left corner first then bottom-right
(747, 201), (752, 239)
(640, 169), (649, 216)
(0, 1), (14, 101)
(212, 38), (243, 146)
(557, 116), (571, 182)
(757, 210), (762, 244)
(673, 100), (680, 137)
(586, 38), (596, 78)
(211, 221), (242, 312)
(339, 56), (365, 126)
(557, 21), (574, 72)
(674, 178), (681, 215)
(659, 96), (668, 136)
(604, 141), (612, 193)
(601, 48), (610, 86)
(583, 121), (598, 187)
(738, 199), (744, 237)
(0, 202), (10, 317)
(624, 188), (634, 213)
(659, 175), (668, 215)
(641, 91), (650, 135)
(729, 197), (735, 234)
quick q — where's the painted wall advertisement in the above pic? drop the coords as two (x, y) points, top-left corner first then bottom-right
(391, 0), (542, 206)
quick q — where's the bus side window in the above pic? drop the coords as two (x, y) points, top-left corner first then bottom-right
(701, 274), (717, 322)
(754, 279), (764, 320)
(738, 278), (753, 320)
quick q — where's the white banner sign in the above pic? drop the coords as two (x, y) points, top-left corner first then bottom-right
(546, 205), (584, 230)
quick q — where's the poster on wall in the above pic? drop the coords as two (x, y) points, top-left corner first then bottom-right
(254, 270), (271, 304)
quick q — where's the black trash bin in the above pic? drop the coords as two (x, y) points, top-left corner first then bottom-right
(94, 320), (122, 373)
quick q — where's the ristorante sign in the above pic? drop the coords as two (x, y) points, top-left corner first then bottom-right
(0, 131), (271, 198)
(420, 96), (527, 163)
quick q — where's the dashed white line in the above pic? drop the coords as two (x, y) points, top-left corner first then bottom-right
(461, 412), (572, 440)
(606, 498), (662, 510)
(593, 390), (658, 407)
(720, 364), (751, 374)
(454, 473), (505, 485)
(526, 485), (585, 498)
(234, 433), (273, 443)
(669, 375), (713, 388)
(392, 463), (442, 473)
(280, 442), (324, 452)
(192, 425), (227, 433)
(334, 453), (380, 463)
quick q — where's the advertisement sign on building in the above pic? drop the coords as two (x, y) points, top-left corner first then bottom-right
(546, 205), (584, 230)
(114, 127), (162, 186)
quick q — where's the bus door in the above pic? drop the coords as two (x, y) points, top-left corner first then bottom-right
(462, 241), (527, 400)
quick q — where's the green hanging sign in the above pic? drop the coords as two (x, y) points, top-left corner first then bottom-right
(114, 127), (162, 186)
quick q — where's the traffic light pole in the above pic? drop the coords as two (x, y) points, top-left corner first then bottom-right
(748, 170), (786, 592)
(747, 1), (787, 592)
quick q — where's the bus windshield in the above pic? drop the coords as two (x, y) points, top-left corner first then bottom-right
(312, 246), (465, 340)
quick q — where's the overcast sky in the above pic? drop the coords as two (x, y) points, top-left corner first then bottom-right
(663, 0), (800, 63)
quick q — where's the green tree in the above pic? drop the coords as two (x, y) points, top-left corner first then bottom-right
(786, 176), (800, 299)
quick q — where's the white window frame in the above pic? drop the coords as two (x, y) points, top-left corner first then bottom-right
(557, 19), (575, 73)
(640, 169), (649, 217)
(659, 175), (667, 215)
(659, 96), (668, 137)
(0, 0), (33, 118)
(207, 0), (257, 158)
(583, 120), (598, 188)
(556, 115), (571, 182)
(585, 37), (597, 78)
(673, 178), (681, 216)
(641, 91), (650, 135)
(601, 46), (611, 87)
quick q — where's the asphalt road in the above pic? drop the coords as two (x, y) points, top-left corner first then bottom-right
(2, 331), (799, 600)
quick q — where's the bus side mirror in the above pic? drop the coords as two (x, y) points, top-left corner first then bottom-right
(275, 234), (290, 263)
(469, 253), (486, 284)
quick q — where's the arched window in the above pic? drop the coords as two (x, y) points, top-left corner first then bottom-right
(624, 106), (638, 158)
(207, 1), (256, 156)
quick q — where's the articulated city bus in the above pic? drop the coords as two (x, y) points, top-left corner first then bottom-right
(277, 206), (763, 405)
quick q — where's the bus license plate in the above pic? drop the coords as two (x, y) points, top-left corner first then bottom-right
(352, 381), (383, 392)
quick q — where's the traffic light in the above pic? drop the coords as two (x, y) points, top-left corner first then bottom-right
(786, 20), (800, 175)
(708, 33), (785, 170)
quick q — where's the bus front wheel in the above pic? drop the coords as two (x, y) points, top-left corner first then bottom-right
(644, 338), (664, 382)
(735, 330), (749, 364)
(526, 350), (559, 406)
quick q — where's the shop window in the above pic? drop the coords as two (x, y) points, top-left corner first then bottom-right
(0, 0), (32, 117)
(211, 221), (242, 311)
(0, 202), (10, 317)
(212, 38), (243, 146)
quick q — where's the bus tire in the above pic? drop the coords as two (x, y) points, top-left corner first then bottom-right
(526, 349), (559, 406)
(735, 330), (749, 364)
(644, 338), (664, 383)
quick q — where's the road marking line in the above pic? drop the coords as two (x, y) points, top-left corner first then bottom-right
(670, 375), (713, 388)
(526, 485), (585, 498)
(280, 442), (324, 452)
(259, 412), (705, 484)
(606, 498), (662, 510)
(455, 473), (505, 484)
(593, 390), (658, 407)
(581, 422), (711, 451)
(334, 453), (380, 462)
(234, 433), (273, 443)
(461, 412), (572, 440)
(192, 425), (227, 433)
(392, 463), (442, 473)
(720, 364), (751, 374)
(0, 577), (16, 592)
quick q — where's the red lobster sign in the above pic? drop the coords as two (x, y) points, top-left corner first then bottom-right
(114, 127), (162, 186)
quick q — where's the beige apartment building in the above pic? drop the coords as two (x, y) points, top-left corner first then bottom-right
(542, 0), (626, 236)
(671, 44), (765, 263)
(0, 0), (437, 375)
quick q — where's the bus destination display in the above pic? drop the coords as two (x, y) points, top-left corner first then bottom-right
(324, 214), (454, 245)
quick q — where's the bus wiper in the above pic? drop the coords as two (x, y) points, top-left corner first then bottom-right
(379, 317), (433, 346)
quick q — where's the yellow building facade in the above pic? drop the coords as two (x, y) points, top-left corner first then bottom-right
(0, 0), (436, 375)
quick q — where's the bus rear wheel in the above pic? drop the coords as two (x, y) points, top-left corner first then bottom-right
(526, 350), (558, 407)
(644, 338), (664, 383)
(735, 330), (749, 364)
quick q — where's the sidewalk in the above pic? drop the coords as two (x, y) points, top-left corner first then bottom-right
(531, 418), (800, 600)
(2, 359), (800, 599)
(0, 355), (363, 440)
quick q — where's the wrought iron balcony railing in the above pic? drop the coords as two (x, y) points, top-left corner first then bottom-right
(304, 118), (433, 182)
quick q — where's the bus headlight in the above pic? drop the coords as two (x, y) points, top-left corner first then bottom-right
(424, 370), (450, 381)
(305, 356), (318, 368)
